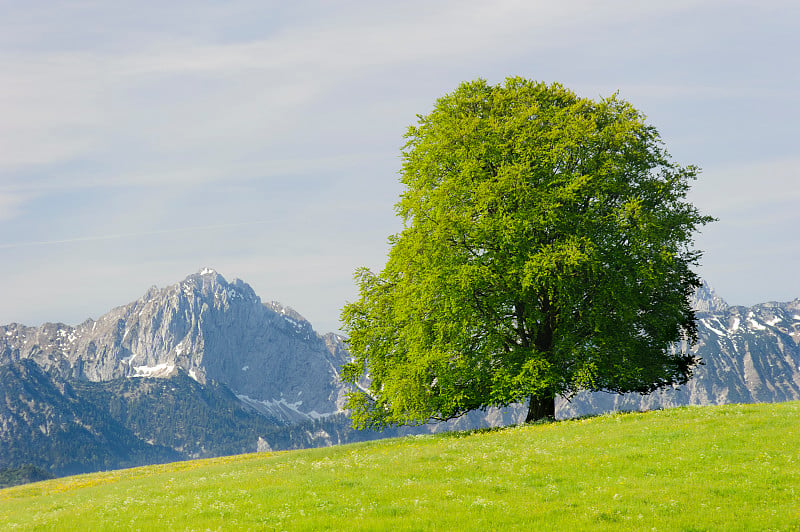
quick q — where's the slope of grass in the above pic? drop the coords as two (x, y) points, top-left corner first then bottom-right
(1, 402), (799, 530)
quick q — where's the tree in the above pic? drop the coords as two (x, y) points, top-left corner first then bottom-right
(341, 77), (713, 427)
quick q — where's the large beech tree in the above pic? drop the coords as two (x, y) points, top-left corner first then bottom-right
(341, 78), (713, 427)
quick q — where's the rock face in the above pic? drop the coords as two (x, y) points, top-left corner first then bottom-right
(0, 269), (347, 423)
(3, 274), (799, 423)
(559, 283), (800, 417)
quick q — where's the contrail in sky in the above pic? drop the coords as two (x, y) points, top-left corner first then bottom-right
(0, 220), (273, 250)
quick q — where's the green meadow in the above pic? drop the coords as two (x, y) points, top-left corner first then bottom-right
(1, 402), (798, 531)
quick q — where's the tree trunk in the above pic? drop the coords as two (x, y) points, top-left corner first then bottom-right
(525, 394), (555, 423)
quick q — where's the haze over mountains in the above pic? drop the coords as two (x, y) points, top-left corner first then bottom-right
(2, 269), (799, 483)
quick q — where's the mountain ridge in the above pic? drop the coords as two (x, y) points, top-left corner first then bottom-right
(561, 282), (800, 416)
(0, 268), (348, 423)
(0, 358), (181, 475)
(2, 269), (800, 484)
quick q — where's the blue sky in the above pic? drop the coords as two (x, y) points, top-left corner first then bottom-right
(0, 1), (797, 334)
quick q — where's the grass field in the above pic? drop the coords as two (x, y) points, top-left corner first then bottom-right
(1, 402), (798, 530)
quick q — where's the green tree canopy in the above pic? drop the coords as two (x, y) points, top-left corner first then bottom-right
(341, 77), (713, 427)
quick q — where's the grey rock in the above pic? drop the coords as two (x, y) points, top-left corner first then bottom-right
(691, 281), (730, 313)
(0, 268), (346, 423)
(3, 271), (799, 429)
(558, 294), (800, 418)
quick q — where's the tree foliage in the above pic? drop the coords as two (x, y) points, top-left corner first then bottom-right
(341, 77), (713, 427)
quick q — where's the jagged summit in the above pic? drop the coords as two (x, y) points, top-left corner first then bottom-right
(185, 267), (230, 287)
(693, 281), (729, 313)
(0, 269), (348, 423)
(4, 271), (800, 481)
(175, 268), (259, 305)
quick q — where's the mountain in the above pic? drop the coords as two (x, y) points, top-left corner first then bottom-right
(0, 359), (180, 476)
(0, 357), (401, 480)
(2, 270), (800, 485)
(0, 269), (435, 482)
(558, 283), (800, 416)
(70, 371), (398, 458)
(0, 268), (347, 423)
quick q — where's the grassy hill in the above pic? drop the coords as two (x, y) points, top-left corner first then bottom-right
(1, 402), (798, 530)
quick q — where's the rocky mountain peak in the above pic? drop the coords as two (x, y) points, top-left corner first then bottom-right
(0, 269), (348, 423)
(177, 268), (259, 304)
(692, 281), (729, 313)
(182, 267), (226, 288)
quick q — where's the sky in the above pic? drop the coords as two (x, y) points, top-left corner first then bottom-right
(0, 1), (797, 334)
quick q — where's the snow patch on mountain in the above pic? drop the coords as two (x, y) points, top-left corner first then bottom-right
(132, 363), (176, 378)
(236, 394), (310, 424)
(700, 318), (726, 337)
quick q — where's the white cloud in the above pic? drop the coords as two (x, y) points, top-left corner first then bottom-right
(0, 51), (107, 169)
(0, 0), (760, 182)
